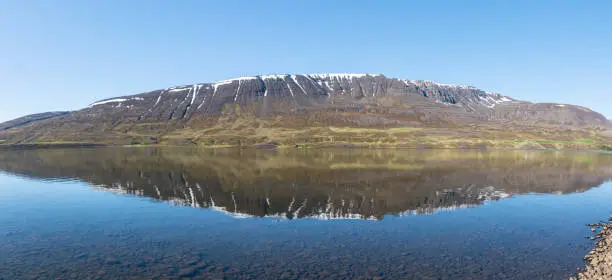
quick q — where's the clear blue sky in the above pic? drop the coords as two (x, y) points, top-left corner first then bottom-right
(1, 0), (611, 122)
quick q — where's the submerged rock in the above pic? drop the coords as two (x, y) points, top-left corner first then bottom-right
(574, 217), (612, 280)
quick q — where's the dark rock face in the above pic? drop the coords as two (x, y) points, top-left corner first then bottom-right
(81, 74), (612, 126)
(0, 74), (610, 144)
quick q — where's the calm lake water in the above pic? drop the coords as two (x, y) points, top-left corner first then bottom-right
(0, 148), (611, 279)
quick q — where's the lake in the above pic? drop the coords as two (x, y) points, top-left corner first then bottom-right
(0, 147), (611, 279)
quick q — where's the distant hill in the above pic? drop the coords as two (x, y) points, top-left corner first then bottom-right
(0, 74), (610, 148)
(0, 112), (69, 132)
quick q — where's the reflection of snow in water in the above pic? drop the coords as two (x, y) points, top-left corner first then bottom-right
(398, 186), (511, 216)
(93, 182), (514, 220)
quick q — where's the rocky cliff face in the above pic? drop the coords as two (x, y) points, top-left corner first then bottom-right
(0, 74), (610, 145)
(81, 74), (608, 125)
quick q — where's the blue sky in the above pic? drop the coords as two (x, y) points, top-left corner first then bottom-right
(1, 0), (611, 122)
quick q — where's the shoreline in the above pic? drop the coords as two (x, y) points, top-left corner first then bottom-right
(574, 217), (612, 279)
(0, 142), (611, 153)
(0, 143), (106, 150)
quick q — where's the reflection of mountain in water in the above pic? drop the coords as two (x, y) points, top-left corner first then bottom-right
(0, 148), (611, 220)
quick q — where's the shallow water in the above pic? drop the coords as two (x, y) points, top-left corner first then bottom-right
(0, 148), (611, 279)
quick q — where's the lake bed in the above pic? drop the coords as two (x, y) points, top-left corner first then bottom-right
(0, 148), (611, 279)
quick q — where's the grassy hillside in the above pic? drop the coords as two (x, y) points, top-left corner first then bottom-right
(1, 108), (610, 151)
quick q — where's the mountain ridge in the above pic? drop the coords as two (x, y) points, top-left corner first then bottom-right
(0, 73), (610, 149)
(85, 73), (604, 122)
(0, 112), (70, 132)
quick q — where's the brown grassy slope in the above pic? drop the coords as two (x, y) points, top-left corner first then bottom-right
(157, 110), (612, 150)
(0, 106), (610, 150)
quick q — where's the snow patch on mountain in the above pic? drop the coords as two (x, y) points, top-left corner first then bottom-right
(408, 80), (477, 90)
(479, 93), (513, 108)
(88, 98), (128, 107)
(260, 74), (289, 80)
(305, 73), (381, 80)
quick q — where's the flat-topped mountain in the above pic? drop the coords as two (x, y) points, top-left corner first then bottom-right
(84, 73), (608, 125)
(0, 74), (610, 148)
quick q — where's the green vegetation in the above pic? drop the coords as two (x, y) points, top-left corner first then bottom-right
(32, 141), (90, 145)
(135, 115), (611, 151)
(3, 129), (609, 152)
(1, 110), (610, 151)
(329, 127), (422, 134)
(512, 139), (595, 145)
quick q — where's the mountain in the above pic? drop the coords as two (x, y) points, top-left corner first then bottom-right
(0, 112), (69, 132)
(0, 74), (610, 148)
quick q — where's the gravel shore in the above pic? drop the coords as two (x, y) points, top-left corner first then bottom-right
(573, 217), (612, 280)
